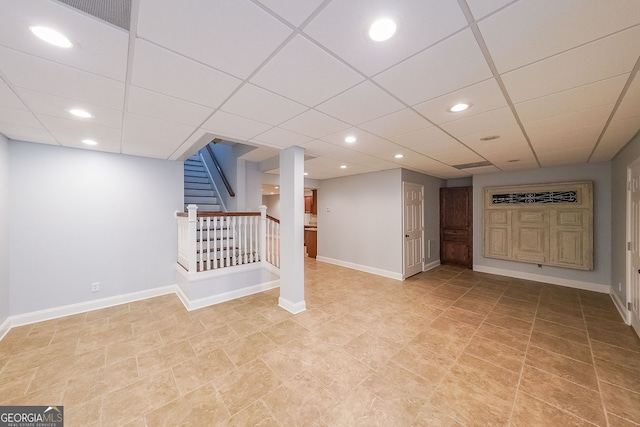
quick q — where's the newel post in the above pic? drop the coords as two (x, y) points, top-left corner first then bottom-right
(187, 204), (198, 272)
(259, 205), (267, 263)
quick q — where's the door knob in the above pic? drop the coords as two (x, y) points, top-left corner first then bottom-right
(405, 234), (409, 238)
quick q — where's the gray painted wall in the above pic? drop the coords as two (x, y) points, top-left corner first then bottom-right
(473, 162), (612, 288)
(0, 134), (9, 324)
(317, 169), (403, 276)
(401, 169), (446, 267)
(8, 141), (183, 315)
(262, 194), (281, 219)
(611, 132), (640, 306)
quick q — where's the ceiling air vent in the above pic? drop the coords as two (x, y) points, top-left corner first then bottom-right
(452, 161), (493, 170)
(56, 0), (131, 31)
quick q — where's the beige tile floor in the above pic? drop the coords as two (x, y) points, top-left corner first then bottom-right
(1, 260), (640, 426)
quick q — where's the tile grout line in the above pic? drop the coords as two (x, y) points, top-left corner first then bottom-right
(580, 292), (612, 427)
(505, 287), (540, 426)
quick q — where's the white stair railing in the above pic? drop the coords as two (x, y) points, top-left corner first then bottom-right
(176, 205), (280, 272)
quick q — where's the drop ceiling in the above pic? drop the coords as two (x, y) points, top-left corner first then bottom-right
(1, 0), (639, 180)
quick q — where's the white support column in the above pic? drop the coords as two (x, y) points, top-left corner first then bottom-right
(278, 146), (306, 314)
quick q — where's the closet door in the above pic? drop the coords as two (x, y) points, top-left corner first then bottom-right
(440, 187), (473, 268)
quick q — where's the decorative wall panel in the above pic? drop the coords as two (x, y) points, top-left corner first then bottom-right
(483, 181), (593, 270)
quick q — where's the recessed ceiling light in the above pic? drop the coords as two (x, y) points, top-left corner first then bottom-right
(340, 165), (347, 169)
(394, 154), (404, 159)
(369, 18), (397, 42)
(449, 103), (470, 113)
(345, 136), (357, 143)
(304, 172), (309, 176)
(29, 26), (73, 48)
(82, 139), (98, 146)
(480, 135), (500, 141)
(69, 109), (93, 118)
(275, 186), (279, 189)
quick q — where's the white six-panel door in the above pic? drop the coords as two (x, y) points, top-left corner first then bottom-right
(403, 182), (424, 279)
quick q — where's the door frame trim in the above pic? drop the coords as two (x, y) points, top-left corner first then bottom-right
(625, 157), (640, 326)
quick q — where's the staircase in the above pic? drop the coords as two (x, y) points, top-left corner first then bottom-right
(184, 154), (223, 212)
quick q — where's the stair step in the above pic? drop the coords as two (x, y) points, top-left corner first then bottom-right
(184, 165), (205, 172)
(185, 189), (215, 197)
(184, 182), (212, 190)
(185, 195), (219, 204)
(184, 170), (208, 178)
(184, 176), (210, 184)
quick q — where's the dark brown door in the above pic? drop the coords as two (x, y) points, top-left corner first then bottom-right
(440, 186), (473, 268)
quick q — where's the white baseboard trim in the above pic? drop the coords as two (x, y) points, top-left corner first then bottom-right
(473, 265), (610, 294)
(278, 296), (306, 314)
(610, 291), (630, 325)
(0, 317), (10, 341)
(3, 285), (177, 334)
(181, 280), (280, 311)
(423, 260), (440, 272)
(316, 256), (403, 281)
(0, 278), (282, 340)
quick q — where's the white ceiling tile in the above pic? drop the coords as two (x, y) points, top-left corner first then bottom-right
(0, 47), (125, 109)
(127, 86), (213, 127)
(50, 129), (122, 153)
(614, 96), (640, 122)
(138, 0), (291, 79)
(359, 109), (432, 138)
(251, 35), (364, 107)
(0, 81), (29, 110)
(413, 78), (508, 124)
(279, 109), (351, 138)
(0, 107), (41, 128)
(465, 0), (513, 20)
(304, 0), (467, 76)
(374, 29), (493, 106)
(0, 123), (57, 145)
(462, 165), (501, 175)
(255, 0), (325, 26)
(501, 25), (640, 104)
(525, 106), (612, 143)
(131, 40), (241, 109)
(458, 125), (529, 153)
(36, 115), (122, 145)
(537, 147), (592, 167)
(251, 127), (313, 148)
(494, 159), (540, 172)
(441, 107), (517, 138)
(315, 81), (405, 125)
(625, 74), (640, 99)
(479, 0), (640, 73)
(122, 113), (195, 159)
(593, 116), (640, 162)
(0, 0), (128, 81)
(321, 127), (388, 148)
(202, 111), (272, 142)
(390, 125), (455, 148)
(515, 75), (628, 124)
(239, 146), (280, 162)
(419, 147), (485, 165)
(221, 83), (308, 126)
(16, 88), (122, 129)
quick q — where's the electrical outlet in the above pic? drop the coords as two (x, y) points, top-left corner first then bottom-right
(91, 282), (100, 292)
